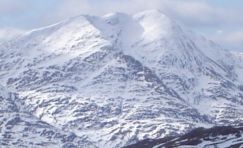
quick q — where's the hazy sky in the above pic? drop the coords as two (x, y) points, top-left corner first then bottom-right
(0, 0), (242, 51)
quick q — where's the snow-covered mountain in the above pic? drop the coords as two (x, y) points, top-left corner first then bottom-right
(0, 10), (243, 147)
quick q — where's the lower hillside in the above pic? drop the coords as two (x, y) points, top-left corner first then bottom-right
(0, 85), (96, 148)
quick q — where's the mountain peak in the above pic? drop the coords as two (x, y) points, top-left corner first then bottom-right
(134, 10), (180, 42)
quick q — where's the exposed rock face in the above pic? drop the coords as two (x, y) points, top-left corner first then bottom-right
(0, 10), (243, 147)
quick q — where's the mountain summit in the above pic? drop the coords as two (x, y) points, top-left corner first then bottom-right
(0, 10), (243, 147)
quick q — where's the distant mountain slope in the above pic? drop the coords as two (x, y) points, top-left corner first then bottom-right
(0, 10), (243, 147)
(125, 125), (243, 148)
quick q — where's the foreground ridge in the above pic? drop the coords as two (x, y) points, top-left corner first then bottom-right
(125, 125), (243, 148)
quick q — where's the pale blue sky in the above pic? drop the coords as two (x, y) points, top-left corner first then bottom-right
(0, 0), (242, 51)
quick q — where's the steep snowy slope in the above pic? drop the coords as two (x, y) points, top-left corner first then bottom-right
(232, 52), (243, 84)
(0, 85), (95, 148)
(0, 10), (243, 147)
